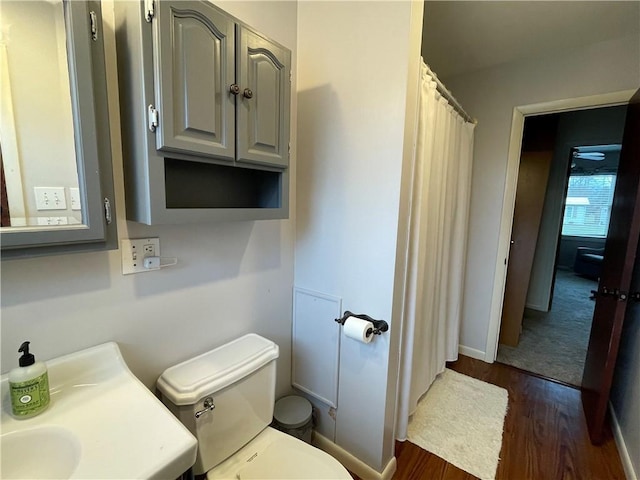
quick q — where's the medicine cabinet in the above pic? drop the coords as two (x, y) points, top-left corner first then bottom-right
(115, 0), (292, 224)
(1, 0), (118, 259)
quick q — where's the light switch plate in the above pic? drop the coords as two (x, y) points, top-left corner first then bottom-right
(34, 187), (67, 210)
(37, 217), (69, 225)
(121, 238), (160, 275)
(69, 187), (82, 211)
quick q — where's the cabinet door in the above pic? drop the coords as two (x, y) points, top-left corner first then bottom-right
(153, 1), (235, 161)
(236, 26), (291, 168)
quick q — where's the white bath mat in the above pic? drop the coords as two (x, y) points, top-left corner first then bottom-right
(407, 369), (508, 480)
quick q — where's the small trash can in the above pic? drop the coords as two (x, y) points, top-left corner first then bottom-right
(273, 395), (313, 444)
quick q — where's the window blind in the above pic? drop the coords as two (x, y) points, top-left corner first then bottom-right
(561, 174), (616, 238)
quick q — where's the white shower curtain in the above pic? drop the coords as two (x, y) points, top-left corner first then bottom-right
(396, 61), (475, 440)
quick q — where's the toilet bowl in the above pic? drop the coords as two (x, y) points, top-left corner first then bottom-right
(208, 426), (351, 479)
(157, 334), (352, 480)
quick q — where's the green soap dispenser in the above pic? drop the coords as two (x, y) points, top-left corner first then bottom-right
(9, 341), (50, 418)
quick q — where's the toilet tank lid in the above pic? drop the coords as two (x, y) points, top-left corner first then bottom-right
(157, 334), (279, 406)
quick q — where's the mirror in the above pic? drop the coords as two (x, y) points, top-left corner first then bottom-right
(0, 0), (117, 258)
(1, 0), (83, 228)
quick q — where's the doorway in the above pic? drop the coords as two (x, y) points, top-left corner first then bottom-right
(495, 105), (628, 386)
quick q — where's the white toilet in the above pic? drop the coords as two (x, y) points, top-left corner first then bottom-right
(157, 333), (352, 479)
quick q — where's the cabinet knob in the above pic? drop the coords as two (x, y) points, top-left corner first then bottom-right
(243, 88), (253, 99)
(229, 84), (240, 95)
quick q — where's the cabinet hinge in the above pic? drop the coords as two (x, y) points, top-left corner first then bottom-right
(288, 142), (291, 158)
(289, 70), (292, 83)
(89, 11), (98, 41)
(104, 198), (112, 225)
(144, 0), (155, 22)
(148, 104), (159, 132)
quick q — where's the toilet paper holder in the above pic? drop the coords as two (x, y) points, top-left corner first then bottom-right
(335, 311), (389, 336)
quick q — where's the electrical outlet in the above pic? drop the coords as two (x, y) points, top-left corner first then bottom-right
(34, 187), (67, 210)
(121, 237), (160, 275)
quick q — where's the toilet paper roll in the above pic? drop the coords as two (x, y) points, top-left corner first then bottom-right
(343, 316), (374, 344)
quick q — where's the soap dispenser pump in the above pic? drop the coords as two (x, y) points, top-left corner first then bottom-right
(9, 341), (50, 418)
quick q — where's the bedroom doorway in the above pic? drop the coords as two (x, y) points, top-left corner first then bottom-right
(495, 105), (627, 387)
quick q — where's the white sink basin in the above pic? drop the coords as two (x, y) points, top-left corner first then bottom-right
(2, 426), (80, 479)
(1, 343), (197, 479)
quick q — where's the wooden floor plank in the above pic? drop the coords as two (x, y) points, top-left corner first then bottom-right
(390, 355), (625, 480)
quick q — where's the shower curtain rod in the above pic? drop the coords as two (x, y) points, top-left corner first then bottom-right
(425, 63), (476, 124)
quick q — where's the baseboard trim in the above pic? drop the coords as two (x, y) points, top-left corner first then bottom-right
(609, 402), (638, 480)
(458, 344), (486, 361)
(524, 302), (547, 312)
(312, 432), (397, 480)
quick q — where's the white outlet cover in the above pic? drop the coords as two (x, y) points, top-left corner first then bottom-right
(121, 238), (161, 275)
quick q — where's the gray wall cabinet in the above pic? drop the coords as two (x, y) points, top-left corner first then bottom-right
(115, 0), (291, 225)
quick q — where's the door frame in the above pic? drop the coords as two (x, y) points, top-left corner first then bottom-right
(484, 89), (637, 363)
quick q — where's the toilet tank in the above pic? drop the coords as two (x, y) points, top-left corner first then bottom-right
(157, 334), (279, 475)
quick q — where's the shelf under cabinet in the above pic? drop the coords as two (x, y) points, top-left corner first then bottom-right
(164, 158), (282, 209)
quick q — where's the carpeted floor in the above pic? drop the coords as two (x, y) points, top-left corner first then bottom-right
(497, 269), (597, 386)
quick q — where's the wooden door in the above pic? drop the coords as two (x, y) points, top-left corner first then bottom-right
(500, 150), (554, 346)
(153, 1), (235, 161)
(236, 26), (291, 169)
(581, 88), (640, 444)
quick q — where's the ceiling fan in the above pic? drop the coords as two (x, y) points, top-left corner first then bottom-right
(573, 151), (605, 161)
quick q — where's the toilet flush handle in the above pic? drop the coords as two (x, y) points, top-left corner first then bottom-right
(195, 397), (215, 419)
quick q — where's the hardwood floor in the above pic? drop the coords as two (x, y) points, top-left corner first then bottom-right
(391, 355), (625, 480)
